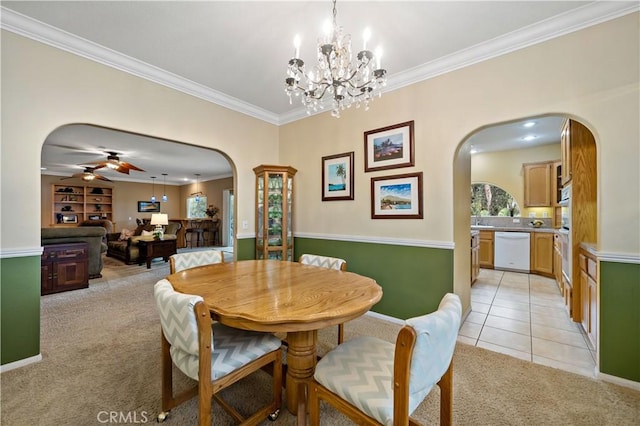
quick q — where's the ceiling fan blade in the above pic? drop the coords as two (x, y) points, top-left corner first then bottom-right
(118, 161), (145, 172)
(94, 174), (112, 182)
(112, 165), (131, 174)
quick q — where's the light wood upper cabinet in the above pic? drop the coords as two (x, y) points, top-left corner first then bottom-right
(523, 161), (552, 207)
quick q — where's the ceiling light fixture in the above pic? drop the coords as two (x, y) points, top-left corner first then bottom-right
(161, 173), (168, 202)
(194, 174), (201, 202)
(522, 135), (537, 141)
(150, 176), (156, 202)
(522, 121), (536, 128)
(285, 0), (387, 118)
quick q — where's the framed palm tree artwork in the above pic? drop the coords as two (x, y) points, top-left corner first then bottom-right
(322, 151), (354, 201)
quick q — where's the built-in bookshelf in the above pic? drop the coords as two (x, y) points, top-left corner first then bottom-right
(51, 184), (114, 226)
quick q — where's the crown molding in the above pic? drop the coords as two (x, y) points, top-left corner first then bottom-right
(279, 2), (640, 125)
(2, 3), (638, 127)
(0, 7), (280, 125)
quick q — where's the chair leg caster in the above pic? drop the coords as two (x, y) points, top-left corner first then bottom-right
(157, 411), (170, 423)
(268, 409), (280, 421)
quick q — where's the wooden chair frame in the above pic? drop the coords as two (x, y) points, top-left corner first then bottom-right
(298, 254), (348, 345)
(303, 325), (453, 426)
(159, 301), (282, 425)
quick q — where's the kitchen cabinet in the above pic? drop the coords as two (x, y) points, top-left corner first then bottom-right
(41, 242), (89, 295)
(579, 248), (598, 349)
(531, 232), (554, 277)
(471, 232), (480, 284)
(561, 118), (572, 185)
(523, 161), (552, 207)
(562, 274), (572, 318)
(553, 233), (562, 292)
(254, 165), (297, 261)
(478, 230), (494, 269)
(51, 184), (114, 226)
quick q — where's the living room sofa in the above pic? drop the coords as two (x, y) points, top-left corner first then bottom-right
(41, 226), (107, 279)
(106, 222), (181, 265)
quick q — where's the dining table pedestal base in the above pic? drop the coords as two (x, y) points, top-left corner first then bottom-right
(285, 330), (317, 415)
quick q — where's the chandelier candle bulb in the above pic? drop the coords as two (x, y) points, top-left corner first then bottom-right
(363, 27), (371, 50)
(294, 34), (301, 58)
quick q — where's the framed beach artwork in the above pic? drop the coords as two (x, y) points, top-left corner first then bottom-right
(364, 120), (414, 172)
(137, 201), (161, 213)
(322, 151), (354, 201)
(371, 172), (423, 219)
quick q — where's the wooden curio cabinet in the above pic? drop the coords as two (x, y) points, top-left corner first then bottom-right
(254, 165), (297, 261)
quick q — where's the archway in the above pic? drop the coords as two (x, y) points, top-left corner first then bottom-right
(40, 123), (238, 262)
(453, 114), (599, 374)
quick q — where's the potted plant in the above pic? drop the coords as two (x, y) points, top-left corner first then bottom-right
(205, 205), (219, 219)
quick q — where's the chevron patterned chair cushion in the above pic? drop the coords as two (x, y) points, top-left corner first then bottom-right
(299, 254), (346, 270)
(169, 250), (223, 273)
(313, 293), (462, 426)
(314, 336), (396, 424)
(154, 279), (282, 381)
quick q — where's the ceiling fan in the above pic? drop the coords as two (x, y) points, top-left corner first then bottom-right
(84, 151), (145, 174)
(61, 167), (112, 182)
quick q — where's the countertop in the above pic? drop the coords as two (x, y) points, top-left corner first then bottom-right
(471, 225), (557, 233)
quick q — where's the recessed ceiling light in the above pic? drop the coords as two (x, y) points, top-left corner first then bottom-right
(40, 167), (47, 170)
(522, 135), (537, 141)
(523, 121), (536, 128)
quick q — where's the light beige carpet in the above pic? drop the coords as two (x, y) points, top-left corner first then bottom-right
(1, 260), (638, 425)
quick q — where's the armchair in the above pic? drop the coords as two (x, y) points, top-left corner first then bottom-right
(153, 279), (282, 425)
(305, 293), (462, 426)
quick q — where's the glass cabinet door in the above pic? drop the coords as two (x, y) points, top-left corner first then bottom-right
(254, 165), (297, 261)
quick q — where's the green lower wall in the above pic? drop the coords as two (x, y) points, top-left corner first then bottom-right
(294, 238), (454, 319)
(599, 260), (640, 382)
(3, 243), (638, 383)
(1, 256), (41, 365)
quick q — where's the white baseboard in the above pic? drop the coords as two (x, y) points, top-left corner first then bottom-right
(597, 371), (640, 391)
(365, 310), (404, 325)
(0, 354), (42, 373)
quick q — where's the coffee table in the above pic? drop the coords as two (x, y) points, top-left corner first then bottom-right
(137, 239), (177, 269)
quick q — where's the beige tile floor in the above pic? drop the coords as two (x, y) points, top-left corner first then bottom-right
(459, 269), (597, 377)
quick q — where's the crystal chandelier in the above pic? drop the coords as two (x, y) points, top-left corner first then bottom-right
(285, 0), (387, 118)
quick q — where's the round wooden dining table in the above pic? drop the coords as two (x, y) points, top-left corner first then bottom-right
(167, 259), (383, 415)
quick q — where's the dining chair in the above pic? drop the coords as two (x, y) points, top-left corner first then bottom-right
(154, 279), (283, 426)
(299, 254), (348, 344)
(303, 293), (462, 426)
(169, 250), (224, 274)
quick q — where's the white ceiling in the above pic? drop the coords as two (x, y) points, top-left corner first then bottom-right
(2, 1), (636, 183)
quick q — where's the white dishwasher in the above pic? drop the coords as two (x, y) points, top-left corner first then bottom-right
(494, 232), (530, 273)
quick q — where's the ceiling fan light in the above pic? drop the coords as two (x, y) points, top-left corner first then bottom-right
(82, 174), (95, 181)
(105, 162), (119, 170)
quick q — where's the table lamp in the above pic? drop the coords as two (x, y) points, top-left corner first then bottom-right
(150, 213), (169, 240)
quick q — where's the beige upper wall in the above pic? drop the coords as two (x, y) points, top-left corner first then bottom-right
(1, 13), (639, 259)
(280, 13), (639, 257)
(2, 31), (278, 251)
(471, 143), (561, 218)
